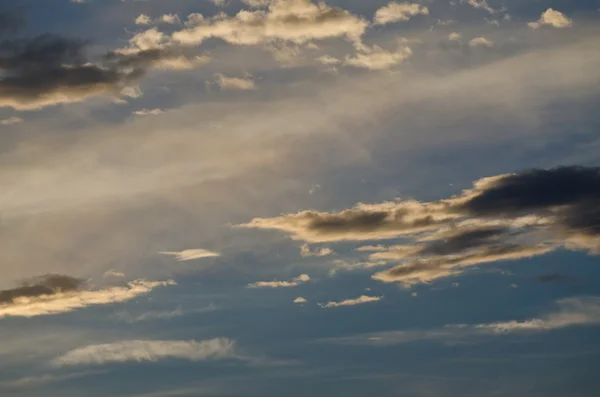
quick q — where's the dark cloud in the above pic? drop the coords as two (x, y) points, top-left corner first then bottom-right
(242, 166), (600, 283)
(0, 11), (24, 35)
(458, 166), (600, 217)
(0, 274), (84, 304)
(0, 33), (140, 110)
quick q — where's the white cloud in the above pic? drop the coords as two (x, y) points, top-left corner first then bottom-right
(316, 55), (340, 65)
(464, 0), (501, 15)
(528, 9), (572, 29)
(214, 74), (256, 91)
(173, 0), (368, 46)
(373, 2), (429, 25)
(52, 338), (236, 366)
(159, 249), (220, 261)
(103, 270), (126, 279)
(135, 14), (152, 25)
(448, 32), (462, 41)
(160, 14), (181, 25)
(242, 0), (271, 7)
(248, 274), (310, 288)
(345, 44), (412, 70)
(300, 244), (334, 257)
(0, 117), (24, 125)
(469, 37), (494, 47)
(133, 108), (165, 116)
(0, 280), (175, 318)
(293, 297), (307, 304)
(320, 295), (382, 308)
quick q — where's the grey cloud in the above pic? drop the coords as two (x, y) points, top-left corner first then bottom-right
(0, 274), (84, 304)
(0, 34), (139, 110)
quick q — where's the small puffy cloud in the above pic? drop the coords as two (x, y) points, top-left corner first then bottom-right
(345, 45), (412, 70)
(0, 276), (175, 318)
(320, 295), (382, 308)
(52, 338), (236, 366)
(132, 108), (164, 116)
(300, 244), (334, 257)
(0, 116), (23, 125)
(469, 37), (493, 47)
(373, 2), (429, 25)
(214, 74), (256, 91)
(316, 55), (340, 65)
(135, 14), (152, 25)
(159, 249), (220, 261)
(528, 9), (572, 29)
(160, 14), (181, 25)
(293, 297), (307, 304)
(248, 274), (310, 288)
(448, 32), (462, 41)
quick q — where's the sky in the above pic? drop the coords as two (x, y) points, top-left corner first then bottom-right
(0, 0), (600, 396)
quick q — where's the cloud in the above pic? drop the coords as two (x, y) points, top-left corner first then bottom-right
(316, 55), (340, 65)
(103, 270), (126, 279)
(293, 297), (307, 303)
(448, 32), (461, 41)
(135, 14), (152, 25)
(464, 0), (501, 15)
(469, 37), (493, 47)
(327, 297), (600, 345)
(373, 2), (429, 25)
(0, 34), (139, 110)
(300, 244), (334, 257)
(0, 277), (175, 318)
(213, 74), (256, 91)
(241, 166), (600, 284)
(345, 44), (412, 70)
(528, 9), (572, 29)
(133, 108), (165, 116)
(248, 274), (310, 288)
(159, 249), (220, 261)
(320, 295), (382, 308)
(241, 0), (271, 7)
(0, 116), (23, 125)
(172, 0), (369, 46)
(52, 338), (237, 366)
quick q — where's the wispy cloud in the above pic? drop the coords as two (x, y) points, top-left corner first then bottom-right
(373, 2), (429, 25)
(248, 274), (310, 288)
(0, 277), (175, 318)
(0, 116), (23, 125)
(320, 295), (382, 308)
(327, 297), (600, 345)
(52, 338), (237, 366)
(133, 108), (165, 116)
(159, 249), (220, 261)
(300, 244), (334, 257)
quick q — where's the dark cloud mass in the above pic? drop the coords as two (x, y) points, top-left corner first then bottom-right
(242, 166), (600, 283)
(0, 33), (140, 110)
(0, 274), (84, 304)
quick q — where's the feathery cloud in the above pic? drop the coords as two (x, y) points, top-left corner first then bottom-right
(248, 274), (310, 288)
(320, 295), (382, 308)
(52, 338), (236, 366)
(159, 249), (220, 261)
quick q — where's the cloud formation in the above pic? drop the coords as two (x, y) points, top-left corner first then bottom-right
(0, 116), (23, 125)
(373, 2), (429, 25)
(468, 37), (493, 47)
(300, 244), (334, 257)
(52, 338), (236, 366)
(344, 44), (412, 70)
(159, 249), (220, 261)
(172, 0), (368, 46)
(320, 295), (382, 308)
(528, 9), (572, 29)
(213, 73), (256, 90)
(328, 296), (600, 345)
(248, 274), (310, 288)
(241, 167), (600, 284)
(0, 276), (175, 318)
